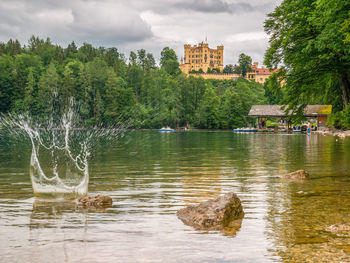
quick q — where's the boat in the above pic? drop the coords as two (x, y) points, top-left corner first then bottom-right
(233, 127), (258, 133)
(158, 127), (174, 132)
(293, 126), (301, 132)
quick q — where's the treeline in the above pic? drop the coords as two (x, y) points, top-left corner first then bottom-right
(0, 36), (267, 128)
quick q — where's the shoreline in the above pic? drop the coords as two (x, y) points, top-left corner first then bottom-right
(314, 129), (350, 138)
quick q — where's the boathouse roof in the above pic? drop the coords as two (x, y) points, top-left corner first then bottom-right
(248, 105), (332, 117)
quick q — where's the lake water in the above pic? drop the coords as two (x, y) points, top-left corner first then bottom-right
(1, 131), (350, 262)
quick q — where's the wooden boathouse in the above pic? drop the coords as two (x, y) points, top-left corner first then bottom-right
(248, 105), (332, 130)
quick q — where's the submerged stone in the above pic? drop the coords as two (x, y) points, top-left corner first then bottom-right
(325, 224), (350, 233)
(77, 194), (113, 208)
(177, 192), (244, 231)
(282, 170), (310, 180)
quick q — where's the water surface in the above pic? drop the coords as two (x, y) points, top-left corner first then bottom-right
(1, 131), (350, 262)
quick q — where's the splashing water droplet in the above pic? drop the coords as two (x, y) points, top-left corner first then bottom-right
(1, 98), (130, 199)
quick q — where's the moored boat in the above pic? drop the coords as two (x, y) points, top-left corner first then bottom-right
(158, 127), (174, 132)
(233, 127), (258, 133)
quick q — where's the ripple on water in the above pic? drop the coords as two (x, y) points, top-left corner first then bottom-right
(1, 132), (350, 262)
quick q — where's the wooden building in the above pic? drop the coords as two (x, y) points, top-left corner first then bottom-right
(248, 105), (332, 129)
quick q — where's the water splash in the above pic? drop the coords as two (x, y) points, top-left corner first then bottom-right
(0, 98), (130, 198)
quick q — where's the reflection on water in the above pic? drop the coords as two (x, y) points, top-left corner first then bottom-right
(1, 131), (350, 262)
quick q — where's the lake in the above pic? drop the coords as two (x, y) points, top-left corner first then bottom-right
(1, 131), (350, 262)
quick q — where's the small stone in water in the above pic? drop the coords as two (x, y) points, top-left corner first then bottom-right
(282, 170), (310, 180)
(77, 194), (113, 208)
(325, 224), (350, 233)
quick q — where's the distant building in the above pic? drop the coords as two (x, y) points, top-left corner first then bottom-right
(248, 105), (332, 129)
(180, 43), (276, 84)
(180, 42), (224, 74)
(247, 62), (276, 84)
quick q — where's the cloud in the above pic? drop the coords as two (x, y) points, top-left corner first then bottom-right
(174, 0), (237, 13)
(226, 32), (268, 43)
(0, 0), (280, 65)
(0, 0), (153, 46)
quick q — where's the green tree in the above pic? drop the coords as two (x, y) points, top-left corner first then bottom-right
(0, 55), (16, 112)
(199, 86), (220, 128)
(219, 88), (245, 128)
(37, 62), (60, 119)
(160, 47), (180, 76)
(264, 0), (350, 113)
(23, 67), (35, 111)
(223, 64), (240, 74)
(104, 69), (120, 124)
(238, 53), (252, 77)
(65, 41), (78, 58)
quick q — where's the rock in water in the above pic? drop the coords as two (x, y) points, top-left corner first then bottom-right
(77, 195), (113, 208)
(177, 192), (244, 231)
(325, 224), (350, 233)
(282, 170), (310, 180)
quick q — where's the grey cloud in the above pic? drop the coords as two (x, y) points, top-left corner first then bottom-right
(0, 0), (153, 46)
(0, 0), (279, 65)
(134, 0), (276, 14)
(181, 0), (254, 14)
(176, 0), (234, 13)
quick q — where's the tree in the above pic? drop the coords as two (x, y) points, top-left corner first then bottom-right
(23, 67), (35, 111)
(129, 51), (137, 65)
(77, 43), (97, 63)
(199, 86), (220, 128)
(219, 88), (244, 128)
(37, 62), (60, 120)
(223, 64), (240, 74)
(104, 69), (119, 113)
(61, 66), (75, 104)
(145, 53), (156, 70)
(0, 55), (16, 112)
(264, 0), (350, 112)
(160, 47), (180, 76)
(238, 53), (252, 77)
(65, 41), (78, 58)
(137, 49), (147, 69)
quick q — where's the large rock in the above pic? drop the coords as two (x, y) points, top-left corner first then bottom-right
(77, 194), (113, 208)
(282, 170), (310, 180)
(177, 192), (244, 231)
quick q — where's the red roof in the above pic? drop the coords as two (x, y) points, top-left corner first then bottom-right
(250, 64), (277, 75)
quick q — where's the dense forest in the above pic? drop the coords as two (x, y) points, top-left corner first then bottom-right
(0, 36), (268, 129)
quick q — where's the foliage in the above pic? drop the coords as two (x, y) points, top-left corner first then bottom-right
(160, 47), (180, 76)
(223, 64), (240, 74)
(238, 53), (253, 77)
(328, 105), (350, 129)
(264, 0), (350, 119)
(0, 36), (271, 129)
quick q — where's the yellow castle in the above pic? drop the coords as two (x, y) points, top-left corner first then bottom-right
(179, 42), (274, 84)
(180, 42), (224, 74)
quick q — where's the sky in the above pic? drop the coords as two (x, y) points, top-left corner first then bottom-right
(0, 0), (281, 66)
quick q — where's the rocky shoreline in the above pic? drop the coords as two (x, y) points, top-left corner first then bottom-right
(314, 129), (350, 138)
